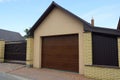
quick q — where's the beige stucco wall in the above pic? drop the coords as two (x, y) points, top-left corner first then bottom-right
(33, 7), (84, 74)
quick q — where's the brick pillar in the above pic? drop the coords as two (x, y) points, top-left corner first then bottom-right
(0, 40), (5, 63)
(118, 38), (120, 67)
(83, 32), (92, 65)
(26, 38), (34, 67)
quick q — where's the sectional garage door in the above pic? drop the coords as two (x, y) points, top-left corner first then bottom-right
(42, 34), (79, 72)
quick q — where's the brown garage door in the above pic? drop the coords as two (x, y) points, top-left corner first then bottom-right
(42, 34), (79, 72)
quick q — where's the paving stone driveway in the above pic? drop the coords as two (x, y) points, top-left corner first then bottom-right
(0, 63), (95, 80)
(0, 72), (29, 80)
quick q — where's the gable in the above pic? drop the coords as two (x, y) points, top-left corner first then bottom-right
(29, 2), (91, 36)
(34, 7), (84, 36)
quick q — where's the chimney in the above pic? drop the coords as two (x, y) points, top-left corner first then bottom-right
(91, 17), (94, 26)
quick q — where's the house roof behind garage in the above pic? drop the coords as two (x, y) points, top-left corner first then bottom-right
(84, 25), (120, 36)
(0, 29), (25, 42)
(29, 1), (120, 37)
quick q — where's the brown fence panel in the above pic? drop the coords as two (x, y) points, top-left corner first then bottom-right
(5, 42), (26, 61)
(92, 32), (118, 66)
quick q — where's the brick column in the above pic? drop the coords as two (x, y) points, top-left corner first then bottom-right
(83, 32), (92, 65)
(0, 40), (5, 63)
(26, 38), (34, 67)
(118, 38), (120, 67)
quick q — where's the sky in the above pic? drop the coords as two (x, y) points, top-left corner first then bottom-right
(0, 0), (120, 36)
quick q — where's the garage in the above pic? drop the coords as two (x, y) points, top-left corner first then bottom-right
(42, 34), (79, 72)
(28, 2), (85, 74)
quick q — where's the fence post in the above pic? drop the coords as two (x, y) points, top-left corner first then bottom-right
(118, 38), (120, 67)
(83, 32), (92, 65)
(26, 38), (34, 67)
(0, 40), (5, 63)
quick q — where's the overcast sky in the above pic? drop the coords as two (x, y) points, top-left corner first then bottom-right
(0, 0), (120, 36)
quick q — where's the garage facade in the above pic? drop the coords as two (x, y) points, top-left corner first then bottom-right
(42, 34), (79, 72)
(28, 2), (85, 74)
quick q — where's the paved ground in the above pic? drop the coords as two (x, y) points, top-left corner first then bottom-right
(0, 63), (94, 80)
(0, 72), (29, 80)
(0, 63), (26, 73)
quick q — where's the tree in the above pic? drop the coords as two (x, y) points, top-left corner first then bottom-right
(24, 28), (30, 38)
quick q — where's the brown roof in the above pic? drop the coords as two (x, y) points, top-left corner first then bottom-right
(29, 1), (120, 37)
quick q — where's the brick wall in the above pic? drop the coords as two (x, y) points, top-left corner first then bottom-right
(118, 38), (120, 67)
(84, 66), (120, 80)
(0, 40), (5, 62)
(83, 32), (92, 65)
(26, 38), (34, 67)
(84, 33), (120, 80)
